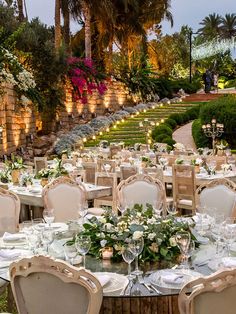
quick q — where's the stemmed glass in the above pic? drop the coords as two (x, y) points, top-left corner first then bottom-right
(167, 202), (178, 216)
(122, 247), (135, 279)
(223, 217), (236, 256)
(78, 202), (88, 224)
(129, 238), (144, 276)
(175, 231), (191, 269)
(151, 201), (163, 217)
(41, 229), (54, 254)
(64, 243), (78, 265)
(75, 235), (91, 269)
(207, 161), (216, 176)
(186, 240), (195, 269)
(43, 209), (55, 228)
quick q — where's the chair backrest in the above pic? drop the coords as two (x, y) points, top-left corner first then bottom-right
(82, 162), (97, 184)
(42, 177), (87, 222)
(62, 159), (76, 166)
(97, 159), (116, 173)
(120, 165), (137, 180)
(117, 174), (166, 213)
(196, 178), (236, 217)
(179, 268), (236, 314)
(172, 164), (196, 211)
(110, 145), (122, 158)
(206, 155), (227, 171)
(95, 172), (117, 195)
(34, 157), (47, 174)
(143, 166), (164, 182)
(0, 188), (20, 235)
(10, 255), (103, 314)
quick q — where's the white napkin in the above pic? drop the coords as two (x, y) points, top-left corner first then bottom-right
(222, 257), (236, 268)
(3, 232), (26, 242)
(95, 274), (111, 287)
(0, 249), (23, 261)
(161, 272), (184, 284)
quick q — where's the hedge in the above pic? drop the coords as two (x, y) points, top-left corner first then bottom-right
(192, 119), (210, 148)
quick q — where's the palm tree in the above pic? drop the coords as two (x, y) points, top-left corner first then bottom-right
(198, 13), (222, 39)
(220, 13), (236, 39)
(17, 0), (24, 22)
(61, 0), (71, 52)
(54, 0), (61, 50)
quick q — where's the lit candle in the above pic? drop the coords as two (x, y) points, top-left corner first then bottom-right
(102, 247), (113, 260)
(211, 118), (216, 124)
(202, 125), (206, 129)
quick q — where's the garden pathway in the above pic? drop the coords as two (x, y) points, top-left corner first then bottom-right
(172, 121), (197, 152)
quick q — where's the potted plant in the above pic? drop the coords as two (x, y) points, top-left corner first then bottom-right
(36, 168), (52, 187)
(5, 155), (26, 185)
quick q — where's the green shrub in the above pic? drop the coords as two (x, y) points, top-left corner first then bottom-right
(199, 95), (236, 147)
(165, 118), (177, 129)
(162, 136), (176, 146)
(192, 119), (210, 148)
(170, 78), (202, 94)
(152, 124), (173, 140)
(187, 106), (200, 120)
(154, 134), (168, 142)
(168, 113), (184, 125)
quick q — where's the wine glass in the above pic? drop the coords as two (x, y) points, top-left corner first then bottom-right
(64, 243), (78, 265)
(78, 202), (88, 223)
(223, 217), (236, 256)
(207, 160), (216, 175)
(151, 201), (163, 217)
(75, 235), (91, 269)
(43, 209), (55, 228)
(167, 202), (178, 216)
(129, 238), (144, 276)
(186, 240), (195, 269)
(175, 231), (191, 268)
(122, 247), (135, 279)
(41, 229), (54, 254)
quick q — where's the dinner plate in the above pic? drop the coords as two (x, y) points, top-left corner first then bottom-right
(93, 272), (129, 295)
(35, 223), (68, 232)
(208, 257), (236, 271)
(28, 188), (42, 194)
(150, 269), (202, 290)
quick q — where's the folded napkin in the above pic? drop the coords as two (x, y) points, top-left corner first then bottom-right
(95, 274), (111, 287)
(161, 272), (184, 284)
(3, 232), (26, 242)
(221, 257), (236, 268)
(0, 249), (23, 261)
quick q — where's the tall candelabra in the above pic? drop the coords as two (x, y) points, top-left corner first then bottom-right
(139, 118), (155, 147)
(202, 119), (224, 155)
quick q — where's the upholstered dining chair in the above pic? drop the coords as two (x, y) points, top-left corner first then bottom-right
(0, 187), (20, 235)
(143, 166), (164, 182)
(178, 268), (236, 314)
(172, 164), (196, 214)
(116, 174), (166, 214)
(34, 157), (47, 174)
(195, 178), (236, 217)
(42, 177), (87, 222)
(10, 255), (103, 314)
(110, 145), (122, 158)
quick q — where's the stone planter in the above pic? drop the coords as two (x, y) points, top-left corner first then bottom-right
(11, 169), (20, 185)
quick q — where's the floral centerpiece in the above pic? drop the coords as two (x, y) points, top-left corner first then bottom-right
(5, 155), (26, 185)
(36, 168), (52, 186)
(50, 158), (69, 178)
(175, 157), (184, 165)
(20, 173), (33, 187)
(216, 140), (228, 155)
(221, 163), (232, 173)
(0, 169), (11, 184)
(99, 140), (109, 149)
(173, 143), (185, 152)
(141, 156), (151, 168)
(191, 158), (203, 173)
(77, 205), (197, 262)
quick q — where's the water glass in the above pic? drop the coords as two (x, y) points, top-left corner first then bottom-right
(175, 231), (191, 268)
(223, 217), (236, 256)
(64, 243), (78, 265)
(129, 238), (144, 276)
(167, 202), (178, 216)
(75, 235), (91, 269)
(41, 229), (54, 253)
(43, 209), (55, 227)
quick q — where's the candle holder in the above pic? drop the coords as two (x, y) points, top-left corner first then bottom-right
(102, 247), (113, 260)
(202, 119), (224, 155)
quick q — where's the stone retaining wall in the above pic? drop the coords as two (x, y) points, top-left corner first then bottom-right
(0, 81), (133, 156)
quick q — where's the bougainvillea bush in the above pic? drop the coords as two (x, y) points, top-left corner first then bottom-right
(67, 57), (107, 104)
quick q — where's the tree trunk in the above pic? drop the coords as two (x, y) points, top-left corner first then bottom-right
(107, 39), (113, 74)
(62, 0), (71, 54)
(81, 1), (92, 59)
(54, 0), (61, 51)
(17, 0), (24, 22)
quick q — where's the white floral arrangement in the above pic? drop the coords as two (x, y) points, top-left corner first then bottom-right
(173, 142), (185, 151)
(191, 158), (203, 166)
(221, 164), (232, 172)
(216, 140), (228, 150)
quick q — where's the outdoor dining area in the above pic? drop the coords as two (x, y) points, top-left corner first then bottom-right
(0, 142), (236, 314)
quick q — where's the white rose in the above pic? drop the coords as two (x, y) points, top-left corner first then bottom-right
(133, 231), (143, 240)
(99, 217), (106, 224)
(104, 223), (113, 231)
(100, 240), (107, 247)
(147, 217), (156, 225)
(169, 237), (177, 247)
(148, 233), (156, 241)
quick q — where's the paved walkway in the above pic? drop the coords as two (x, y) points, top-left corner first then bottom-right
(173, 121), (197, 152)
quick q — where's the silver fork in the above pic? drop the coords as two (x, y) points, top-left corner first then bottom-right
(138, 276), (154, 294)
